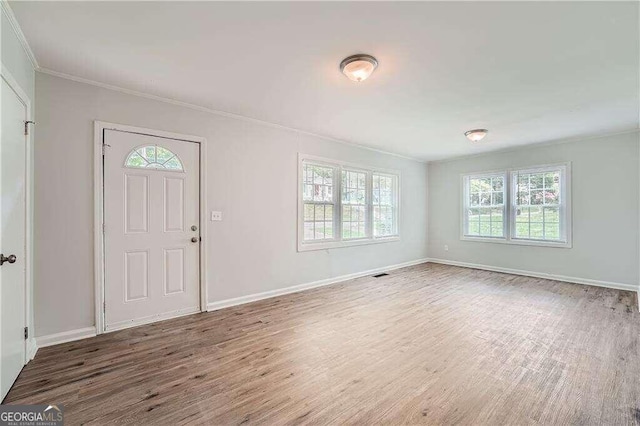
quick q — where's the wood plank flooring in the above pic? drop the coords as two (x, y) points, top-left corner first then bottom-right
(5, 263), (640, 425)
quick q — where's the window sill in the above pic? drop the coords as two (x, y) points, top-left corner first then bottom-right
(461, 235), (571, 248)
(298, 236), (400, 252)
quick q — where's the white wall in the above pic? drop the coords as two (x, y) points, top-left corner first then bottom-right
(34, 72), (429, 337)
(428, 131), (640, 287)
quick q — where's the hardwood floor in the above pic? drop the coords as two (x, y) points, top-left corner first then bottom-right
(5, 263), (640, 425)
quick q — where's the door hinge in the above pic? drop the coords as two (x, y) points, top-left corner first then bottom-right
(102, 143), (111, 156)
(103, 302), (106, 313)
(102, 223), (106, 233)
(24, 121), (35, 136)
(24, 327), (28, 340)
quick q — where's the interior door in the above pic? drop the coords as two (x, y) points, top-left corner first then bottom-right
(0, 76), (28, 400)
(103, 130), (200, 331)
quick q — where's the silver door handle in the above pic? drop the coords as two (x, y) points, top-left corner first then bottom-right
(0, 254), (16, 266)
(191, 237), (199, 243)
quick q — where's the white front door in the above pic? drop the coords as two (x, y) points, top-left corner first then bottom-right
(0, 75), (28, 400)
(103, 129), (200, 331)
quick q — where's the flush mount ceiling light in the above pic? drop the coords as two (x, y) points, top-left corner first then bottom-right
(464, 129), (489, 142)
(340, 54), (378, 82)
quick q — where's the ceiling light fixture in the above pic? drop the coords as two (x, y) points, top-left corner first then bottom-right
(464, 129), (489, 142)
(340, 54), (378, 82)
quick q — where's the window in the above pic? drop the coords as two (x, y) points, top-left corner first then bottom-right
(463, 173), (506, 239)
(125, 145), (183, 171)
(512, 166), (567, 243)
(342, 169), (368, 239)
(462, 164), (571, 247)
(299, 155), (399, 251)
(302, 163), (336, 242)
(373, 173), (398, 237)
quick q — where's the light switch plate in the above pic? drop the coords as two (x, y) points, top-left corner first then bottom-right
(211, 211), (222, 221)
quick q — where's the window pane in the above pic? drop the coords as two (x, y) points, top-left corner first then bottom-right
(479, 221), (490, 235)
(304, 222), (314, 240)
(301, 162), (336, 243)
(156, 147), (174, 163)
(342, 170), (368, 239)
(314, 222), (326, 240)
(143, 146), (156, 162)
(342, 205), (366, 239)
(125, 145), (183, 171)
(303, 202), (334, 242)
(468, 221), (480, 236)
(544, 189), (559, 204)
(544, 222), (559, 240)
(491, 222), (503, 237)
(531, 174), (543, 189)
(465, 175), (505, 238)
(544, 206), (559, 223)
(492, 178), (503, 191)
(513, 168), (564, 242)
(304, 204), (314, 221)
(530, 190), (543, 205)
(373, 173), (398, 237)
(530, 223), (544, 239)
(492, 191), (503, 205)
(324, 221), (334, 238)
(303, 184), (313, 201)
(163, 157), (182, 170)
(303, 164), (334, 203)
(126, 152), (146, 167)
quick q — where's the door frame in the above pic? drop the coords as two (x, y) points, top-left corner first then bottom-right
(93, 121), (208, 334)
(0, 64), (36, 362)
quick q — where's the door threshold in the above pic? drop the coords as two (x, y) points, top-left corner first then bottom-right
(105, 306), (201, 333)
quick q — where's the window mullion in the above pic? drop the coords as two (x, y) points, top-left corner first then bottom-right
(507, 171), (513, 242)
(366, 171), (373, 239)
(394, 175), (399, 235)
(336, 165), (342, 242)
(463, 176), (469, 236)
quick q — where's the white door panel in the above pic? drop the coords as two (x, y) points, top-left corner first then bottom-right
(104, 130), (200, 331)
(0, 77), (27, 400)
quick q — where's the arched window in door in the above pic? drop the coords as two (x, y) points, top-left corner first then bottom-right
(124, 145), (184, 171)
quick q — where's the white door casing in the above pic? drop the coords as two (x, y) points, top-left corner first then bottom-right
(0, 74), (28, 400)
(103, 129), (201, 331)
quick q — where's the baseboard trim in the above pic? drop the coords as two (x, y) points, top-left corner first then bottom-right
(427, 258), (640, 293)
(207, 258), (429, 312)
(35, 327), (97, 349)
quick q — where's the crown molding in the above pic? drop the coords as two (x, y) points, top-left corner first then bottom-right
(36, 67), (426, 164)
(1, 0), (38, 69)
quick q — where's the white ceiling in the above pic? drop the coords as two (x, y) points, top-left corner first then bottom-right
(10, 1), (640, 161)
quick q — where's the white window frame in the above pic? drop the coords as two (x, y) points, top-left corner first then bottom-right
(461, 171), (508, 241)
(301, 160), (339, 243)
(460, 163), (572, 248)
(298, 154), (400, 251)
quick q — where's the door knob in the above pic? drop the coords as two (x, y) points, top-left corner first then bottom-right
(0, 254), (17, 266)
(191, 237), (199, 243)
(191, 225), (198, 231)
